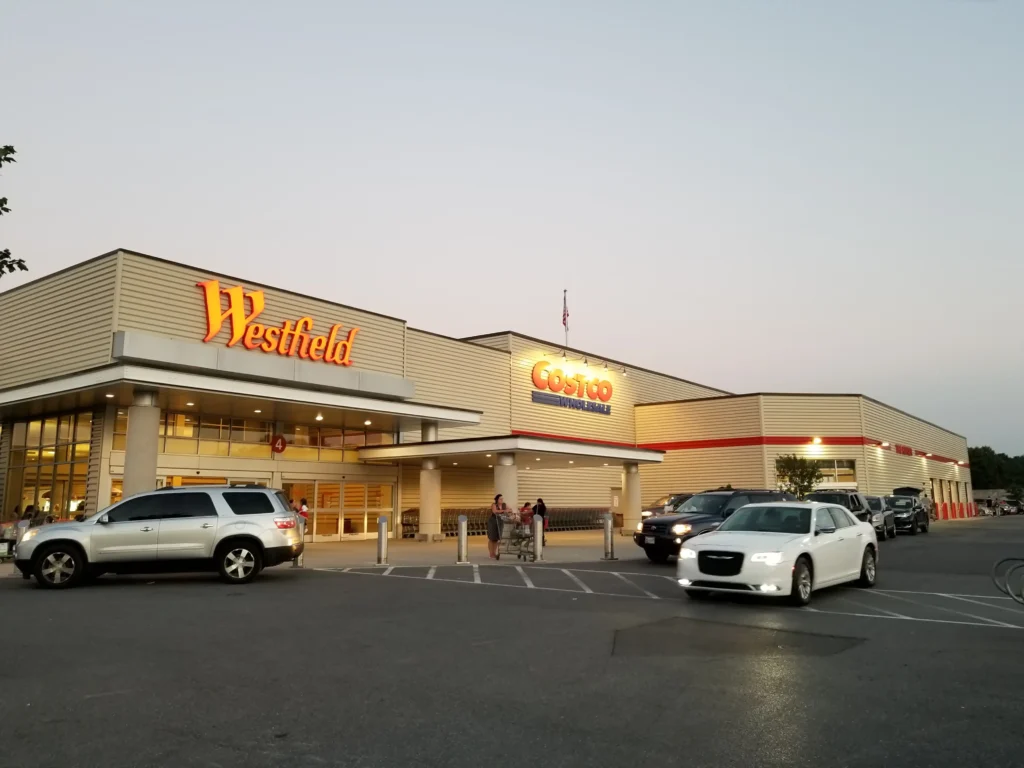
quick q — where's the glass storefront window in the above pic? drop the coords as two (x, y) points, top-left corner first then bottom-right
(4, 410), (92, 519)
(41, 418), (58, 446)
(113, 409), (128, 451)
(11, 422), (26, 448)
(26, 421), (41, 449)
(57, 416), (73, 444)
(813, 459), (857, 484)
(75, 412), (92, 444)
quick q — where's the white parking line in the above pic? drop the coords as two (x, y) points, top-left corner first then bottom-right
(837, 594), (909, 619)
(515, 566), (535, 589)
(382, 567), (394, 576)
(473, 564), (481, 584)
(562, 569), (593, 593)
(873, 588), (1013, 601)
(426, 566), (436, 580)
(873, 590), (1022, 629)
(796, 607), (1021, 630)
(941, 593), (1024, 616)
(612, 572), (659, 599)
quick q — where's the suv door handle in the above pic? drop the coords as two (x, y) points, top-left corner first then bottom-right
(140, 526), (154, 532)
(201, 523), (214, 529)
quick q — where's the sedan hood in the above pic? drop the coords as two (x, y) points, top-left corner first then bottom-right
(685, 530), (808, 551)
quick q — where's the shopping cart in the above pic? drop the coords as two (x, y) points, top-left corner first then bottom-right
(497, 512), (535, 561)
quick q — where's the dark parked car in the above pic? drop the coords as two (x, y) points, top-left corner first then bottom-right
(805, 490), (872, 523)
(865, 495), (896, 539)
(633, 489), (796, 563)
(886, 495), (930, 534)
(641, 493), (694, 519)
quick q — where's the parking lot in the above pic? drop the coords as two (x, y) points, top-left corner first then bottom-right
(3, 518), (1024, 768)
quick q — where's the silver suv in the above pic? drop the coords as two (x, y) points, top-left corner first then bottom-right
(14, 485), (304, 589)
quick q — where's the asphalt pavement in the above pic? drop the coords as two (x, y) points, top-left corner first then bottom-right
(3, 517), (1024, 768)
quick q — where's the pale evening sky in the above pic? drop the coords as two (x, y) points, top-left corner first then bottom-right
(3, 1), (1021, 452)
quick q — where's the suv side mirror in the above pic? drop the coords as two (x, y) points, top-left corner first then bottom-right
(98, 514), (110, 525)
(816, 525), (836, 536)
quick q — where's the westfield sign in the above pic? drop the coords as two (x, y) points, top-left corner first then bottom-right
(197, 281), (360, 366)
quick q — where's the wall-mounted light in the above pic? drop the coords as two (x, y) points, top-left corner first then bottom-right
(315, 414), (324, 421)
(364, 420), (372, 426)
(186, 402), (195, 407)
(812, 437), (822, 445)
(881, 442), (890, 448)
(925, 453), (932, 457)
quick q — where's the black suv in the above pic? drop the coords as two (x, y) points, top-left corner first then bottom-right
(805, 490), (871, 522)
(633, 489), (796, 563)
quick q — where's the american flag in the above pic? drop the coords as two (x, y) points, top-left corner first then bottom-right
(562, 290), (569, 331)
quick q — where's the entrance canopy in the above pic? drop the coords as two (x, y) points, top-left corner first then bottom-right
(358, 434), (664, 469)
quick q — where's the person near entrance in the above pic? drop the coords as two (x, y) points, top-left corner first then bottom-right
(534, 498), (548, 545)
(487, 495), (505, 560)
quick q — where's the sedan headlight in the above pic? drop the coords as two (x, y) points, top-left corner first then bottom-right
(20, 529), (39, 542)
(671, 523), (692, 535)
(750, 551), (784, 566)
(678, 548), (697, 559)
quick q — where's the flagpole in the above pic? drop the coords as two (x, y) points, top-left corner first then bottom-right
(563, 289), (568, 350)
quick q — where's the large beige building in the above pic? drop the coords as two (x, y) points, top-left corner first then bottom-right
(0, 250), (976, 541)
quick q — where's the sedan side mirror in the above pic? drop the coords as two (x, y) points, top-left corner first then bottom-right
(816, 526), (836, 536)
(98, 514), (110, 525)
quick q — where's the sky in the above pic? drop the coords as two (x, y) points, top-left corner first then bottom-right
(3, 1), (1022, 452)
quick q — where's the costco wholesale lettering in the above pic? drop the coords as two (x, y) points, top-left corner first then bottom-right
(197, 280), (360, 365)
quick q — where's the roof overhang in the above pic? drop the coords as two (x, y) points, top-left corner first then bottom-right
(358, 435), (663, 470)
(0, 365), (481, 431)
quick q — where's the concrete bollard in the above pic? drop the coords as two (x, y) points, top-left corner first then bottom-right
(377, 515), (389, 565)
(533, 515), (544, 562)
(602, 513), (618, 561)
(457, 515), (469, 564)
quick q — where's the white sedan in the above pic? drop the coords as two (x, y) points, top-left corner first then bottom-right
(676, 502), (878, 606)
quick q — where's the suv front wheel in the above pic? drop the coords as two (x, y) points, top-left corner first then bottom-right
(34, 543), (86, 590)
(217, 541), (263, 584)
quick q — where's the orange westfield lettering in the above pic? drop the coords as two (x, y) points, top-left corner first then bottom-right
(197, 280), (360, 366)
(531, 361), (613, 402)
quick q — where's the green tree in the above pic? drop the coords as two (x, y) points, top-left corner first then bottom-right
(0, 145), (27, 278)
(775, 454), (823, 499)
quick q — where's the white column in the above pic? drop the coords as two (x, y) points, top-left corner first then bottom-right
(494, 452), (518, 511)
(421, 420), (438, 443)
(622, 462), (642, 533)
(123, 390), (161, 499)
(418, 457), (442, 541)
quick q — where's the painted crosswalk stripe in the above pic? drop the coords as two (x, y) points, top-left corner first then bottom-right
(562, 569), (593, 593)
(426, 566), (437, 580)
(515, 566), (535, 588)
(612, 572), (659, 599)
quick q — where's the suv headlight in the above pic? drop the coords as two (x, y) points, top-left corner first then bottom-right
(671, 523), (692, 535)
(20, 529), (39, 542)
(636, 522), (644, 532)
(871, 513), (882, 523)
(750, 552), (783, 566)
(678, 548), (697, 559)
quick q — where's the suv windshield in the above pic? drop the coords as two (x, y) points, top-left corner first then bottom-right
(867, 497), (882, 511)
(718, 506), (811, 534)
(677, 494), (728, 516)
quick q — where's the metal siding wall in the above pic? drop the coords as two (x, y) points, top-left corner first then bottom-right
(639, 446), (767, 503)
(0, 256), (118, 389)
(520, 466), (622, 507)
(115, 252), (406, 376)
(635, 397), (761, 443)
(864, 447), (970, 497)
(402, 329), (511, 441)
(763, 444), (866, 489)
(0, 422), (10, 516)
(761, 395), (862, 436)
(466, 334), (512, 352)
(861, 399), (968, 461)
(507, 336), (720, 445)
(86, 407), (105, 513)
(400, 464), (494, 508)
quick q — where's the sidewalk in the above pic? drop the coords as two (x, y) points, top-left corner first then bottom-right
(300, 530), (645, 568)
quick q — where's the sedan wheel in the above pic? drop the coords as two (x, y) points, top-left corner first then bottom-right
(788, 559), (813, 606)
(858, 548), (877, 588)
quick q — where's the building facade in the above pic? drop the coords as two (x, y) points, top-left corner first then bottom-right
(0, 250), (975, 540)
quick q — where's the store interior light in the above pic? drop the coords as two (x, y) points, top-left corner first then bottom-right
(487, 464), (492, 468)
(186, 402), (195, 407)
(452, 462), (458, 466)
(364, 420), (372, 426)
(485, 454), (491, 457)
(315, 414), (323, 421)
(254, 409), (262, 414)
(105, 393), (114, 399)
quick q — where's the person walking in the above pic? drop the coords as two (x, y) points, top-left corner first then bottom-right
(487, 494), (504, 560)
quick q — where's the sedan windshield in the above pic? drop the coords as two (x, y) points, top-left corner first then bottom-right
(717, 506), (811, 534)
(886, 496), (915, 510)
(677, 494), (728, 516)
